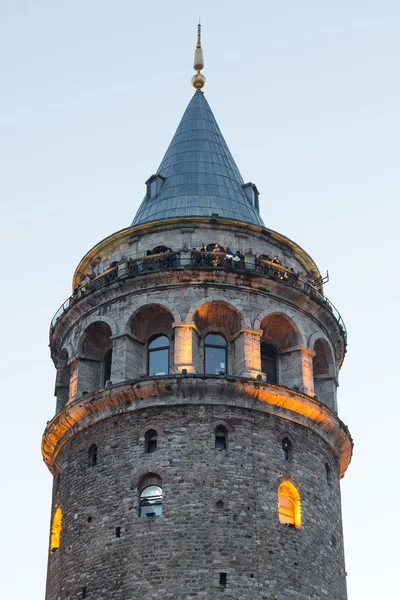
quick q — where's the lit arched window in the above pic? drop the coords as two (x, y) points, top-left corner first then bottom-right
(50, 505), (63, 553)
(205, 333), (227, 375)
(88, 444), (97, 468)
(145, 429), (158, 454)
(215, 425), (228, 450)
(261, 343), (277, 384)
(103, 349), (112, 386)
(148, 335), (170, 376)
(278, 481), (301, 528)
(139, 478), (163, 517)
(281, 437), (292, 461)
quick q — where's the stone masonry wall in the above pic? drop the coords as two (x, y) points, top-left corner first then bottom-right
(46, 403), (347, 600)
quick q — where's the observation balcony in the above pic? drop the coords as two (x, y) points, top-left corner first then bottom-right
(50, 250), (346, 342)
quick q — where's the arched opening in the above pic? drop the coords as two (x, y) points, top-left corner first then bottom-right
(88, 444), (97, 467)
(50, 506), (63, 553)
(80, 321), (112, 393)
(313, 338), (337, 411)
(260, 313), (302, 388)
(55, 348), (71, 411)
(278, 481), (301, 528)
(103, 349), (112, 386)
(129, 305), (174, 378)
(145, 429), (158, 454)
(193, 301), (242, 375)
(205, 333), (227, 375)
(139, 474), (163, 517)
(148, 335), (170, 376)
(215, 425), (228, 450)
(261, 342), (278, 384)
(281, 437), (292, 461)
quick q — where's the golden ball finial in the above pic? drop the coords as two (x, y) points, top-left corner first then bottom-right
(192, 72), (206, 90)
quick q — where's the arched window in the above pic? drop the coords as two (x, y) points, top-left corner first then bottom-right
(205, 333), (227, 375)
(148, 335), (170, 376)
(261, 343), (277, 384)
(103, 349), (112, 386)
(139, 478), (163, 517)
(278, 481), (301, 528)
(88, 444), (97, 468)
(145, 429), (158, 454)
(281, 437), (292, 461)
(215, 425), (228, 450)
(50, 506), (63, 553)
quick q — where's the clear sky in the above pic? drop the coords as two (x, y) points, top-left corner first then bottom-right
(1, 1), (399, 597)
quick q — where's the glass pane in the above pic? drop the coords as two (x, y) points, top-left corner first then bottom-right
(205, 346), (226, 374)
(205, 333), (226, 347)
(261, 343), (276, 360)
(141, 485), (162, 498)
(150, 179), (157, 198)
(149, 335), (169, 349)
(149, 347), (169, 376)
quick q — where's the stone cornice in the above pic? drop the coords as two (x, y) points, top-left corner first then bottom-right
(42, 376), (353, 478)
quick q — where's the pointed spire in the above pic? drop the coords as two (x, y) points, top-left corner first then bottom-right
(132, 92), (264, 228)
(192, 23), (206, 90)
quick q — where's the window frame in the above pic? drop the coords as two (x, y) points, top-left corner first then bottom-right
(261, 342), (278, 384)
(147, 334), (170, 377)
(139, 484), (163, 518)
(204, 333), (227, 375)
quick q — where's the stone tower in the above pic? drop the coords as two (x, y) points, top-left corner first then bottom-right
(43, 28), (352, 600)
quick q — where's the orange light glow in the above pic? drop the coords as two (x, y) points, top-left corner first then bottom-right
(50, 505), (63, 553)
(278, 481), (301, 528)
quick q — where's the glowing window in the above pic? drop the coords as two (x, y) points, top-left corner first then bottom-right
(205, 333), (227, 375)
(148, 335), (170, 376)
(50, 505), (63, 553)
(145, 429), (158, 454)
(278, 481), (301, 528)
(139, 485), (163, 517)
(261, 343), (277, 384)
(215, 425), (228, 450)
(88, 444), (97, 467)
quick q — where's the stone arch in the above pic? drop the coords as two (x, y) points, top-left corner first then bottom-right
(77, 321), (113, 394)
(209, 419), (234, 433)
(186, 297), (251, 329)
(311, 336), (337, 412)
(139, 424), (165, 439)
(79, 314), (118, 345)
(256, 312), (305, 350)
(126, 302), (181, 336)
(131, 466), (169, 489)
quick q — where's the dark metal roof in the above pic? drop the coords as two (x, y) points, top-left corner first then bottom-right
(132, 90), (265, 227)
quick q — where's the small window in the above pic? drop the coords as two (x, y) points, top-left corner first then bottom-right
(150, 178), (157, 199)
(205, 333), (227, 375)
(251, 187), (259, 210)
(219, 573), (227, 587)
(145, 429), (158, 454)
(215, 425), (228, 450)
(325, 463), (333, 487)
(261, 343), (277, 384)
(139, 485), (163, 517)
(278, 481), (301, 528)
(88, 444), (97, 468)
(103, 349), (112, 386)
(148, 335), (170, 376)
(281, 437), (292, 461)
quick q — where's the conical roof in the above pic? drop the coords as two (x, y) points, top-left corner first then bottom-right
(132, 90), (264, 227)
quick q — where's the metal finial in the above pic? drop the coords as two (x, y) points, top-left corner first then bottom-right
(192, 22), (206, 90)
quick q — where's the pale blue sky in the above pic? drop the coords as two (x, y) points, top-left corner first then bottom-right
(1, 1), (399, 597)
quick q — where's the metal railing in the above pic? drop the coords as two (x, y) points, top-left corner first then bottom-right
(50, 251), (346, 340)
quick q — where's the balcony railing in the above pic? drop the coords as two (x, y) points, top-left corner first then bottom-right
(50, 250), (346, 340)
